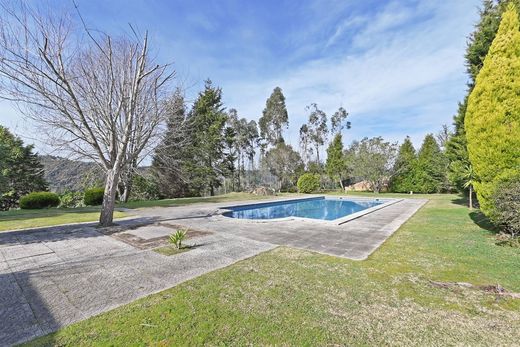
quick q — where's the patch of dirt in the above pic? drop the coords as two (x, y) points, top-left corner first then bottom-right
(104, 222), (212, 250)
(430, 281), (520, 299)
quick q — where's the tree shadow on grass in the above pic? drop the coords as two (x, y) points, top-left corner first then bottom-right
(469, 210), (498, 234)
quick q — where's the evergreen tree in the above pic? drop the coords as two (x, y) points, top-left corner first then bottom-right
(446, 0), (519, 191)
(465, 4), (520, 216)
(390, 136), (417, 193)
(258, 87), (289, 147)
(414, 134), (447, 193)
(187, 79), (229, 196)
(325, 133), (347, 189)
(151, 90), (192, 198)
(0, 125), (48, 209)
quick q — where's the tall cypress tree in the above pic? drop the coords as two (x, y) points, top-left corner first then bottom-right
(325, 133), (346, 189)
(465, 4), (520, 216)
(390, 136), (417, 193)
(446, 0), (520, 191)
(414, 134), (447, 193)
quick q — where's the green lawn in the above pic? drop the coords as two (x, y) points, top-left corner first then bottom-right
(25, 193), (520, 346)
(0, 208), (127, 232)
(0, 192), (281, 232)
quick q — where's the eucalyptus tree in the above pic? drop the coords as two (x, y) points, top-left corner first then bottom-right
(305, 103), (328, 164)
(263, 141), (303, 192)
(330, 107), (351, 135)
(259, 87), (289, 148)
(0, 2), (174, 225)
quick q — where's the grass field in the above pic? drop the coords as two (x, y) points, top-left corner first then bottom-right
(24, 193), (520, 346)
(0, 208), (127, 232)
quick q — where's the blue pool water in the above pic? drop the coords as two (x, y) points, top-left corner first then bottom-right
(223, 197), (383, 221)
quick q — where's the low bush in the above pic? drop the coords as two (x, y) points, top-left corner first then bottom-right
(297, 173), (321, 194)
(59, 191), (85, 208)
(84, 187), (104, 206)
(19, 192), (60, 209)
(491, 178), (520, 238)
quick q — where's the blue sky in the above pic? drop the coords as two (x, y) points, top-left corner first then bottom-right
(0, 0), (481, 154)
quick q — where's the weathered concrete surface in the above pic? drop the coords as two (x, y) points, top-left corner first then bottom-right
(0, 224), (274, 346)
(133, 198), (428, 260)
(0, 196), (426, 345)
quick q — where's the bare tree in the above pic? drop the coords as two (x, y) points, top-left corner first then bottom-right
(0, 2), (174, 225)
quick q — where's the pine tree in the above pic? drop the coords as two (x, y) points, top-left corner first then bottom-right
(0, 125), (48, 209)
(151, 89), (193, 198)
(325, 133), (347, 189)
(465, 3), (520, 216)
(258, 87), (289, 147)
(414, 134), (447, 193)
(390, 136), (417, 193)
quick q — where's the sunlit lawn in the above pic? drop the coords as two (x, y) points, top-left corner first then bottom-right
(24, 193), (520, 346)
(0, 207), (127, 232)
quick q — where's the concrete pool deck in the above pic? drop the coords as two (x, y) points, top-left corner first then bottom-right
(0, 195), (426, 345)
(132, 196), (428, 260)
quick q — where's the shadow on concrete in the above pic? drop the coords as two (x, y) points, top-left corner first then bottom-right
(0, 217), (161, 247)
(0, 270), (58, 346)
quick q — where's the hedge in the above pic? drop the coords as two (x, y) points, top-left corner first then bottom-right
(19, 192), (60, 209)
(84, 187), (105, 206)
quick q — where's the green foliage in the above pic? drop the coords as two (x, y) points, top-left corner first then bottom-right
(19, 192), (60, 209)
(297, 173), (321, 193)
(0, 125), (48, 210)
(84, 188), (105, 206)
(325, 133), (346, 188)
(130, 174), (159, 201)
(390, 136), (417, 193)
(346, 137), (397, 193)
(465, 4), (520, 216)
(413, 134), (448, 193)
(259, 87), (288, 146)
(186, 79), (229, 196)
(263, 141), (303, 191)
(169, 228), (188, 249)
(491, 176), (520, 238)
(59, 191), (85, 208)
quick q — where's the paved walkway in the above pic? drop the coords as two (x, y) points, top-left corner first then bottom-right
(0, 196), (426, 345)
(0, 223), (274, 346)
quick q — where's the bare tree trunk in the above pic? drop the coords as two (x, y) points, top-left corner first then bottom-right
(99, 168), (120, 226)
(469, 185), (473, 210)
(339, 178), (344, 190)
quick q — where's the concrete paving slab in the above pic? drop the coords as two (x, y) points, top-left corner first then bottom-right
(0, 196), (426, 346)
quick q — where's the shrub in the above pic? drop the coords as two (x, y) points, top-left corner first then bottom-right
(59, 191), (85, 208)
(84, 187), (104, 206)
(19, 192), (60, 209)
(491, 178), (520, 238)
(297, 173), (321, 194)
(169, 228), (188, 249)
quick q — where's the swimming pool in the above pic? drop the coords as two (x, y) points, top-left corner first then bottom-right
(222, 196), (387, 222)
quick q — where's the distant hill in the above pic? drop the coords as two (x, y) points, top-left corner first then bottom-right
(40, 155), (104, 193)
